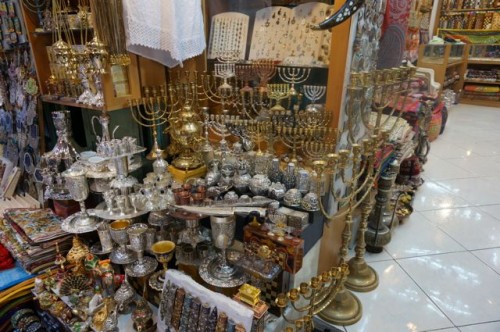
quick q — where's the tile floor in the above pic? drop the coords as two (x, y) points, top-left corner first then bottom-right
(335, 104), (500, 332)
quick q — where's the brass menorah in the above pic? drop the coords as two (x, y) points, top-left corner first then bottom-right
(235, 64), (256, 94)
(274, 65), (418, 328)
(128, 86), (169, 160)
(201, 72), (239, 114)
(253, 59), (277, 93)
(275, 264), (349, 331)
(268, 84), (291, 112)
(278, 67), (311, 96)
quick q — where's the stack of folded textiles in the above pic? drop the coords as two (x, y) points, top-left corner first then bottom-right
(0, 209), (71, 274)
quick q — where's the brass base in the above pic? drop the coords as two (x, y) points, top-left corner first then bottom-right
(345, 257), (379, 292)
(317, 287), (362, 326)
(171, 155), (204, 170)
(146, 148), (167, 161)
(168, 165), (207, 183)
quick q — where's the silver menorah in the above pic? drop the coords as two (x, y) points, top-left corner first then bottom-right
(278, 67), (311, 96)
(303, 85), (327, 112)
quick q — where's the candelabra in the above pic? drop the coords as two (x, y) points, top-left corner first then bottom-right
(235, 64), (256, 95)
(274, 67), (417, 327)
(278, 67), (311, 97)
(201, 72), (239, 114)
(267, 84), (290, 112)
(275, 264), (348, 331)
(128, 86), (169, 160)
(303, 85), (327, 113)
(253, 59), (277, 93)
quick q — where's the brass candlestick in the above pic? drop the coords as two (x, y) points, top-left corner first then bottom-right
(128, 86), (169, 160)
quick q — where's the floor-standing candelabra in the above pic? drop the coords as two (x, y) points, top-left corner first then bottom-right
(128, 86), (169, 160)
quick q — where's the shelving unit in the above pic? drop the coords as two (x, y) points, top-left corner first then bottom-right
(461, 44), (500, 107)
(417, 43), (467, 92)
(20, 2), (148, 112)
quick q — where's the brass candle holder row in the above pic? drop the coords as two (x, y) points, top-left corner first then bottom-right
(272, 65), (417, 330)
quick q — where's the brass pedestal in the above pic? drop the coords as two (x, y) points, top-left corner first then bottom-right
(318, 286), (362, 326)
(146, 141), (167, 160)
(168, 165), (207, 183)
(345, 257), (378, 292)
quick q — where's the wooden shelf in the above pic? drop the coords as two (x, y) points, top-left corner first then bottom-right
(447, 59), (465, 67)
(31, 28), (93, 36)
(467, 58), (500, 65)
(438, 28), (500, 32)
(443, 7), (500, 13)
(464, 79), (500, 85)
(41, 95), (104, 111)
(460, 97), (500, 108)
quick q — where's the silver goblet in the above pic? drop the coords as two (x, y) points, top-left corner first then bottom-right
(125, 223), (158, 277)
(62, 168), (98, 232)
(103, 190), (115, 214)
(199, 215), (246, 288)
(128, 193), (140, 213)
(109, 219), (136, 264)
(97, 222), (114, 253)
(115, 195), (128, 216)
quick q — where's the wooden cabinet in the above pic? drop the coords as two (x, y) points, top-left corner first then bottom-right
(19, 3), (163, 113)
(461, 44), (500, 107)
(417, 43), (467, 93)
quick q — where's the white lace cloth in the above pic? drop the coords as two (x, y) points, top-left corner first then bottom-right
(122, 0), (206, 68)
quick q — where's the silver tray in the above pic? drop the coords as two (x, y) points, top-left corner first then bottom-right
(90, 242), (114, 255)
(125, 257), (158, 278)
(61, 213), (99, 234)
(85, 160), (142, 179)
(199, 255), (247, 288)
(91, 203), (149, 221)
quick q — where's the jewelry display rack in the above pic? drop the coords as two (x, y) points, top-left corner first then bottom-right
(248, 3), (333, 67)
(207, 12), (250, 60)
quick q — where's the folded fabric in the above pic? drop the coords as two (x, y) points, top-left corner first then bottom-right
(463, 85), (500, 93)
(4, 209), (66, 244)
(123, 0), (206, 68)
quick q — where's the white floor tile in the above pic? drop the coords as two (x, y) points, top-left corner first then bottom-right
(436, 178), (500, 206)
(459, 321), (500, 332)
(479, 205), (500, 221)
(471, 248), (500, 275)
(344, 261), (453, 332)
(428, 141), (476, 160)
(348, 248), (394, 263)
(385, 212), (465, 259)
(426, 329), (460, 332)
(445, 156), (500, 177)
(412, 181), (470, 211)
(420, 207), (500, 250)
(421, 156), (474, 181)
(398, 252), (500, 326)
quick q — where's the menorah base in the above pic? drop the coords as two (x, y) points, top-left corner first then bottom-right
(168, 165), (207, 183)
(146, 148), (167, 161)
(345, 257), (379, 292)
(317, 287), (362, 326)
